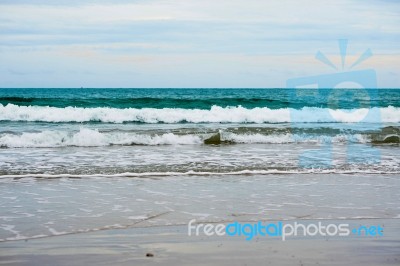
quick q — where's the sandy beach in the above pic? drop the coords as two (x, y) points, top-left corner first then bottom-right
(1, 218), (399, 266)
(1, 173), (399, 265)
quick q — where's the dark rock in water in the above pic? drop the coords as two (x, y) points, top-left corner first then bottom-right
(146, 253), (154, 257)
(204, 132), (221, 145)
(383, 135), (400, 143)
(371, 127), (400, 144)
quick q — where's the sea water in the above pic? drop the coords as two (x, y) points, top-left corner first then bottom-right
(0, 88), (399, 241)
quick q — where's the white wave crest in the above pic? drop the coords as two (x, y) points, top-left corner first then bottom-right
(0, 129), (202, 147)
(0, 128), (370, 148)
(223, 132), (368, 144)
(0, 104), (399, 123)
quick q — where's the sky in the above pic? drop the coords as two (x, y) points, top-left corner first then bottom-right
(0, 0), (399, 88)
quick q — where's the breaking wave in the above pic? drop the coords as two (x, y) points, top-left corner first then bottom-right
(0, 128), (396, 148)
(0, 104), (399, 124)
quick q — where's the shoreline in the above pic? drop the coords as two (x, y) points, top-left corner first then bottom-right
(1, 172), (399, 265)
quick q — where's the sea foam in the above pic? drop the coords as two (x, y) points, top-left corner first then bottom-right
(0, 128), (372, 148)
(0, 104), (399, 123)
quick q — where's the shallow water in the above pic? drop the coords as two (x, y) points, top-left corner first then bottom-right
(1, 174), (399, 242)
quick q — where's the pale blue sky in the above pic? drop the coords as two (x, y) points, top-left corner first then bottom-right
(0, 0), (399, 87)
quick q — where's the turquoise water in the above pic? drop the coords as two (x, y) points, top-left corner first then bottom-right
(0, 88), (399, 176)
(0, 88), (399, 109)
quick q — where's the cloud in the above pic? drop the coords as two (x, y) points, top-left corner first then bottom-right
(0, 0), (151, 5)
(0, 0), (399, 87)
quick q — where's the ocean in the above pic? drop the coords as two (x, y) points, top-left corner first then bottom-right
(0, 88), (399, 176)
(0, 88), (399, 242)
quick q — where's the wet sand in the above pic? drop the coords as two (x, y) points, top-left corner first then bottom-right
(1, 173), (399, 265)
(1, 218), (399, 266)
